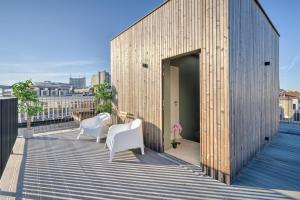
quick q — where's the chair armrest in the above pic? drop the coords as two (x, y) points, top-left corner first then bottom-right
(108, 123), (130, 133)
(106, 129), (131, 143)
(80, 116), (98, 128)
(110, 126), (143, 141)
(106, 127), (143, 152)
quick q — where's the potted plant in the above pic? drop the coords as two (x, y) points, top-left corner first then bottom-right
(94, 82), (112, 113)
(12, 80), (42, 139)
(171, 122), (182, 148)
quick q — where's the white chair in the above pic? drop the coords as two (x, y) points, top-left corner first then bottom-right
(105, 118), (144, 161)
(77, 112), (111, 143)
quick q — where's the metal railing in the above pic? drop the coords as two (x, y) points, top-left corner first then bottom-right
(18, 96), (98, 134)
(280, 109), (300, 124)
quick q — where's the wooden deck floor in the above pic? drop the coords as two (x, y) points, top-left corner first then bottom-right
(280, 122), (300, 135)
(233, 132), (300, 199)
(0, 125), (299, 200)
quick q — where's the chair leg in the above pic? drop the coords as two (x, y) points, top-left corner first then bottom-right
(77, 131), (82, 140)
(96, 137), (100, 143)
(141, 147), (145, 155)
(104, 143), (107, 149)
(109, 151), (114, 162)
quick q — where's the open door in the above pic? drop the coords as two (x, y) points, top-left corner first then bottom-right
(163, 52), (200, 166)
(170, 66), (181, 140)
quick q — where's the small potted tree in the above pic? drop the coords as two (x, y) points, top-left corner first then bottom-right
(171, 122), (182, 148)
(12, 80), (42, 139)
(94, 82), (112, 113)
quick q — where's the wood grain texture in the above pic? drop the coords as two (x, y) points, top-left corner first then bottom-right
(111, 0), (279, 184)
(112, 0), (230, 183)
(229, 0), (280, 181)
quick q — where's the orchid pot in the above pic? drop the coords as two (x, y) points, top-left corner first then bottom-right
(171, 139), (181, 148)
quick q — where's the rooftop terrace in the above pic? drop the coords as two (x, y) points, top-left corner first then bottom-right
(0, 123), (299, 200)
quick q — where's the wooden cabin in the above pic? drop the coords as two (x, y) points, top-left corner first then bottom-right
(111, 0), (279, 184)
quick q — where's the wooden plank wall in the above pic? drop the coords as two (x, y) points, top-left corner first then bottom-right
(229, 0), (280, 180)
(111, 0), (231, 183)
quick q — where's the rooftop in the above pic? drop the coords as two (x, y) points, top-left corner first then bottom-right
(0, 123), (299, 199)
(33, 81), (72, 89)
(0, 85), (11, 89)
(281, 91), (300, 99)
(0, 97), (16, 100)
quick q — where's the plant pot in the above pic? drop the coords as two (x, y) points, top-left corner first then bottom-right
(172, 143), (178, 148)
(23, 128), (34, 139)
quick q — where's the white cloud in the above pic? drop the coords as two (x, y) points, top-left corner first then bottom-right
(280, 55), (299, 71)
(0, 60), (100, 72)
(0, 72), (94, 86)
(0, 59), (110, 85)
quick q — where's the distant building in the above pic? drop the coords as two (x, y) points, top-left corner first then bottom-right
(69, 77), (86, 89)
(91, 71), (110, 87)
(0, 85), (12, 97)
(73, 88), (93, 96)
(279, 90), (300, 120)
(32, 81), (73, 97)
(279, 96), (294, 120)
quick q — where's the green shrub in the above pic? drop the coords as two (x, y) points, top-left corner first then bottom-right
(12, 80), (42, 128)
(94, 82), (112, 113)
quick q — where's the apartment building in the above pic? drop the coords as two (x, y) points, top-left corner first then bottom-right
(32, 81), (73, 97)
(69, 77), (86, 89)
(91, 71), (111, 87)
(280, 91), (300, 120)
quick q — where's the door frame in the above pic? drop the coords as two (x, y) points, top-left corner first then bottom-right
(161, 49), (201, 152)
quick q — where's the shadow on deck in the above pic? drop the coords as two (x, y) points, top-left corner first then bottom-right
(1, 125), (299, 200)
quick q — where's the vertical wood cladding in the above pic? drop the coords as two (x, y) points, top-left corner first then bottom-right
(229, 0), (280, 180)
(111, 0), (279, 183)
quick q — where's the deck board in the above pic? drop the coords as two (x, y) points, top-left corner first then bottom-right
(280, 122), (300, 135)
(233, 131), (300, 199)
(0, 126), (299, 200)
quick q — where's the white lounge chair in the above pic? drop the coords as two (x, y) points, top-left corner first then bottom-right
(77, 112), (111, 143)
(105, 118), (144, 161)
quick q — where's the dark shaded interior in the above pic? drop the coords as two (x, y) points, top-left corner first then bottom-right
(170, 54), (200, 143)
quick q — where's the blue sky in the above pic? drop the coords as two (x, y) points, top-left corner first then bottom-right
(0, 0), (164, 86)
(260, 0), (300, 91)
(0, 0), (299, 90)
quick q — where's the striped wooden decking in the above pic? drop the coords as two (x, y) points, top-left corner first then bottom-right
(233, 132), (300, 199)
(280, 122), (300, 135)
(0, 125), (299, 199)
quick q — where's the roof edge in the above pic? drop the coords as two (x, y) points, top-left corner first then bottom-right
(111, 0), (170, 41)
(254, 0), (280, 36)
(111, 0), (279, 41)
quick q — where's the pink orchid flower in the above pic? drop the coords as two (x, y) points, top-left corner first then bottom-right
(172, 122), (182, 133)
